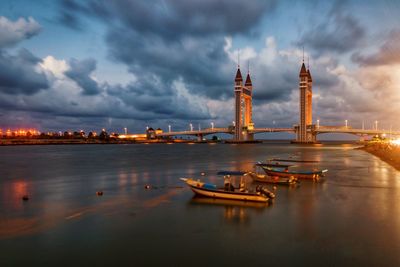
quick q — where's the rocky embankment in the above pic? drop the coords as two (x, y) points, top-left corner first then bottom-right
(359, 142), (400, 171)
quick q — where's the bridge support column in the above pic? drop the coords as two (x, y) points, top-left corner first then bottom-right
(242, 130), (254, 141)
(293, 125), (318, 144)
(197, 134), (203, 142)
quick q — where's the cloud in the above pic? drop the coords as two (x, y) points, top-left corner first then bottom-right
(65, 58), (102, 95)
(352, 30), (400, 66)
(60, 0), (276, 37)
(297, 3), (365, 54)
(58, 0), (277, 101)
(0, 49), (49, 95)
(0, 16), (41, 48)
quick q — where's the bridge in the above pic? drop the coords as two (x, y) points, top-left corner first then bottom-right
(154, 126), (400, 141)
(140, 60), (398, 143)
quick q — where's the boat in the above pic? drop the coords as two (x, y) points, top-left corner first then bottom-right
(260, 166), (327, 180)
(247, 172), (299, 186)
(248, 163), (299, 186)
(180, 177), (275, 203)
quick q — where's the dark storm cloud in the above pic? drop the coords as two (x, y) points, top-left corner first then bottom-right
(297, 3), (365, 54)
(352, 30), (400, 66)
(60, 0), (276, 37)
(105, 30), (231, 98)
(59, 0), (276, 99)
(65, 58), (102, 95)
(0, 49), (49, 95)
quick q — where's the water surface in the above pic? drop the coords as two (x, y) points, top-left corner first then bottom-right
(1, 143), (399, 266)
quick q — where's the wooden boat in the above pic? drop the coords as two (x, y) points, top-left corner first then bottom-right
(180, 178), (275, 203)
(260, 166), (327, 180)
(247, 172), (299, 186)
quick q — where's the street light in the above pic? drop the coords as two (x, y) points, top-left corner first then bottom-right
(211, 122), (214, 130)
(345, 120), (348, 128)
(232, 121), (235, 127)
(124, 127), (127, 135)
(375, 120), (378, 130)
(316, 119), (320, 129)
(168, 125), (171, 133)
(198, 123), (201, 131)
(190, 123), (193, 132)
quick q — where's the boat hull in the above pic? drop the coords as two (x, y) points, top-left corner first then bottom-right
(262, 168), (325, 180)
(248, 172), (298, 186)
(181, 178), (270, 203)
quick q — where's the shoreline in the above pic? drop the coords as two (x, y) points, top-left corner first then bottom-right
(0, 138), (359, 146)
(359, 143), (400, 171)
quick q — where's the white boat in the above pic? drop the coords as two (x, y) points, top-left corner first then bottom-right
(180, 178), (274, 203)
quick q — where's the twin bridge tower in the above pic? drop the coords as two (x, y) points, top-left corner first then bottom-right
(233, 60), (315, 143)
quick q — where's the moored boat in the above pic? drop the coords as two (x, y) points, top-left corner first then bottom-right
(180, 178), (275, 203)
(260, 166), (327, 180)
(247, 172), (299, 186)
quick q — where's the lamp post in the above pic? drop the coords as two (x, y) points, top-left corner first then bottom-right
(211, 122), (214, 130)
(232, 121), (235, 127)
(198, 123), (201, 131)
(190, 123), (193, 132)
(316, 119), (320, 129)
(345, 120), (348, 128)
(375, 120), (378, 131)
(362, 120), (365, 130)
(168, 125), (171, 133)
(124, 127), (127, 135)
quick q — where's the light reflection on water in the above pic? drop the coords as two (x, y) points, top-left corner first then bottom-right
(0, 143), (400, 266)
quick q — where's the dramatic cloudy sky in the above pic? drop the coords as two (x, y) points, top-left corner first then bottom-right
(0, 0), (400, 135)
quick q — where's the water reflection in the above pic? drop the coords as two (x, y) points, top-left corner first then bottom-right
(189, 196), (269, 224)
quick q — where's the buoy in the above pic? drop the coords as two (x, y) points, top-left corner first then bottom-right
(144, 185), (150, 189)
(200, 172), (206, 176)
(96, 191), (103, 196)
(22, 195), (29, 201)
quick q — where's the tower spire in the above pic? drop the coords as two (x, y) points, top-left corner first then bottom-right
(302, 46), (304, 63)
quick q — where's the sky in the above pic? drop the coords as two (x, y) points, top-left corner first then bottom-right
(0, 0), (400, 135)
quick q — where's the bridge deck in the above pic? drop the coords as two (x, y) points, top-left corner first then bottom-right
(155, 126), (400, 137)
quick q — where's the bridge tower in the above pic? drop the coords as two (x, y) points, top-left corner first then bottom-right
(234, 66), (254, 141)
(295, 60), (316, 143)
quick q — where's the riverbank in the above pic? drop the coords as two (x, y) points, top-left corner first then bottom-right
(359, 142), (400, 171)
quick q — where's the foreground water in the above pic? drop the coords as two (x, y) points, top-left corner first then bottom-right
(1, 143), (400, 266)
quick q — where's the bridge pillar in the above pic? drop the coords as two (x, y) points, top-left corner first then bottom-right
(293, 125), (317, 144)
(197, 134), (203, 142)
(242, 130), (254, 141)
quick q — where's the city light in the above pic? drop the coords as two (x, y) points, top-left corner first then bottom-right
(391, 139), (400, 146)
